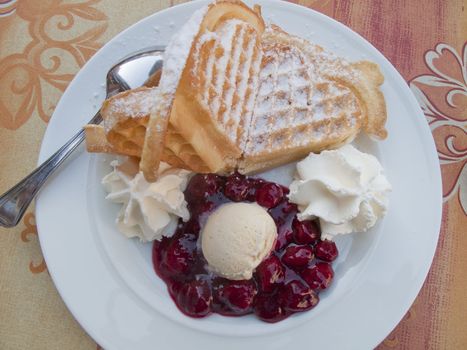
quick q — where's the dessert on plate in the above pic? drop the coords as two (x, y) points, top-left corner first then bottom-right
(84, 0), (391, 323)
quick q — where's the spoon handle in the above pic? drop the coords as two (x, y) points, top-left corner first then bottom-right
(0, 111), (103, 228)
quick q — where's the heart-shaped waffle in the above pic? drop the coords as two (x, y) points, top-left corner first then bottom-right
(239, 25), (387, 173)
(86, 0), (387, 181)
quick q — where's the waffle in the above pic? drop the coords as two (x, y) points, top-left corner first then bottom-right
(90, 0), (387, 180)
(84, 87), (209, 172)
(239, 25), (387, 173)
(140, 0), (265, 181)
(84, 87), (153, 157)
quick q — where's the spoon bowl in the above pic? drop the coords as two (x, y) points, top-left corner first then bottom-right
(106, 46), (165, 95)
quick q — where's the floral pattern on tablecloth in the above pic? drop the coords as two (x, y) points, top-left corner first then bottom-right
(20, 212), (47, 274)
(410, 43), (467, 214)
(0, 0), (107, 130)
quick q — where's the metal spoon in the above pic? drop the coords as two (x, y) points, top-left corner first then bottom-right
(0, 46), (165, 228)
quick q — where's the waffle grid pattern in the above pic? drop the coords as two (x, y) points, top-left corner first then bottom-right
(245, 41), (360, 157)
(196, 20), (261, 149)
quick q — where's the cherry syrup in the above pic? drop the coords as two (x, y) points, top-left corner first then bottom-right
(152, 173), (338, 323)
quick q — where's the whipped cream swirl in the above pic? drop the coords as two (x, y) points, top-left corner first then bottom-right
(102, 158), (191, 242)
(288, 145), (391, 240)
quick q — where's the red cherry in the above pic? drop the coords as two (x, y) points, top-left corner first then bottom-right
(175, 280), (212, 317)
(275, 227), (293, 251)
(281, 245), (314, 269)
(301, 262), (334, 291)
(280, 280), (319, 312)
(185, 174), (223, 203)
(315, 240), (338, 262)
(256, 255), (285, 292)
(281, 201), (298, 214)
(168, 279), (183, 298)
(182, 219), (201, 236)
(224, 172), (249, 201)
(256, 183), (284, 208)
(292, 218), (321, 245)
(254, 293), (289, 323)
(189, 200), (215, 220)
(246, 178), (265, 201)
(214, 280), (257, 315)
(163, 233), (197, 275)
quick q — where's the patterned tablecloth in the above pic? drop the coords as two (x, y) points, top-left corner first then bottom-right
(0, 1), (465, 349)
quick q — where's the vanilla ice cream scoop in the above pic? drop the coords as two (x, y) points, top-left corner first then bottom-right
(201, 203), (277, 280)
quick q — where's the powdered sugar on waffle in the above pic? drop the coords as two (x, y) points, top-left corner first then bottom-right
(141, 5), (208, 178)
(220, 23), (245, 126)
(244, 26), (362, 156)
(233, 28), (261, 149)
(193, 19), (261, 148)
(208, 20), (241, 118)
(103, 88), (157, 133)
(159, 6), (208, 97)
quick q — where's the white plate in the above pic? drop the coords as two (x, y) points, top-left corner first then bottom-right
(36, 1), (442, 349)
